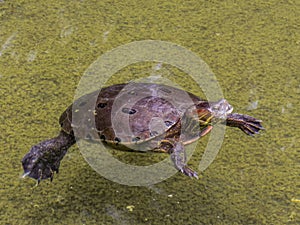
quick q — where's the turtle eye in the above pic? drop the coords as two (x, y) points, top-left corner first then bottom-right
(226, 104), (233, 113)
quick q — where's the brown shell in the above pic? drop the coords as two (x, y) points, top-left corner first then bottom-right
(59, 83), (205, 151)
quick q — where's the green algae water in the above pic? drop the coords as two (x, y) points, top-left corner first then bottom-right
(0, 0), (299, 224)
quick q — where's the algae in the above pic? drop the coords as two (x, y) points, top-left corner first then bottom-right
(0, 0), (299, 224)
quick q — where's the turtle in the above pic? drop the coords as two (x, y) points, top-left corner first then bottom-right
(22, 82), (263, 183)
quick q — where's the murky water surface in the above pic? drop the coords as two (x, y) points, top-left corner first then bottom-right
(0, 0), (299, 224)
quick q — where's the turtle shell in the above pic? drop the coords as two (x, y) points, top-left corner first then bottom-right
(59, 83), (204, 151)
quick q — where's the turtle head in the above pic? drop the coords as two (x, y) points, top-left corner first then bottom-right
(208, 99), (233, 120)
(185, 99), (233, 127)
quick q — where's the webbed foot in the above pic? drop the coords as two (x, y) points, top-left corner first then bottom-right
(22, 146), (61, 183)
(22, 131), (75, 183)
(226, 113), (264, 136)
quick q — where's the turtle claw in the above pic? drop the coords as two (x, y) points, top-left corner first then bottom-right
(37, 171), (42, 184)
(180, 166), (198, 179)
(22, 171), (31, 179)
(50, 169), (55, 182)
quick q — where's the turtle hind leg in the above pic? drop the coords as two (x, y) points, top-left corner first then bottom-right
(159, 140), (198, 179)
(22, 131), (75, 183)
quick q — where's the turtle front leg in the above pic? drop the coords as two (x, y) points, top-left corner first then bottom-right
(159, 140), (198, 179)
(226, 113), (264, 136)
